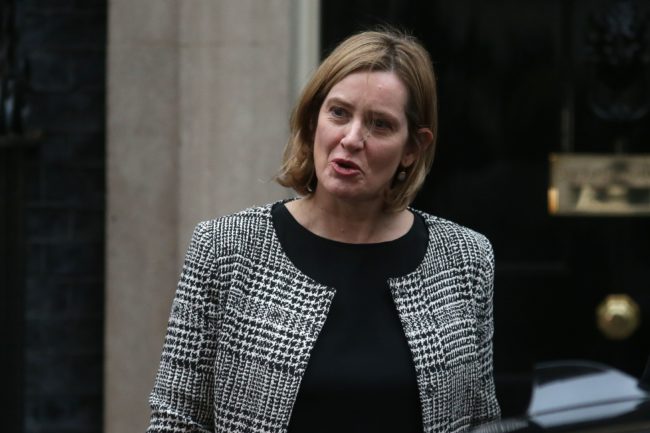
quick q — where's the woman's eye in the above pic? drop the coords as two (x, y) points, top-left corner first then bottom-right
(329, 106), (347, 118)
(371, 118), (392, 130)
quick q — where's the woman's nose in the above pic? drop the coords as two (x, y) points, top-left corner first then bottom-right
(340, 119), (367, 149)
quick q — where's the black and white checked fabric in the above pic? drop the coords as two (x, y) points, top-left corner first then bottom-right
(147, 201), (500, 433)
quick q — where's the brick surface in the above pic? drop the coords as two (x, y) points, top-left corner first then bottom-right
(28, 92), (105, 133)
(17, 1), (107, 432)
(28, 51), (76, 93)
(24, 394), (102, 433)
(26, 208), (72, 241)
(25, 326), (103, 361)
(25, 241), (45, 275)
(39, 133), (104, 163)
(20, 11), (106, 50)
(21, 0), (105, 9)
(39, 164), (105, 206)
(71, 209), (104, 239)
(25, 276), (103, 320)
(42, 241), (104, 276)
(29, 51), (106, 93)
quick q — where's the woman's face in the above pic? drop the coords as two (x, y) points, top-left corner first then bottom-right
(312, 70), (416, 207)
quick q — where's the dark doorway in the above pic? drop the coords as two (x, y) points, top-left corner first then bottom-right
(322, 0), (650, 417)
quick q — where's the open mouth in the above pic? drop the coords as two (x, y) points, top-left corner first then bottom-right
(331, 158), (361, 174)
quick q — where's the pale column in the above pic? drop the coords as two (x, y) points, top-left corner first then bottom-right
(105, 1), (320, 433)
(289, 0), (321, 102)
(177, 0), (292, 248)
(105, 1), (180, 433)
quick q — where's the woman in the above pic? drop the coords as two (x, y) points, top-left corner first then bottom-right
(148, 29), (500, 433)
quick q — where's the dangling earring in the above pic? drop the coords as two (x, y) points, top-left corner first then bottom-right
(306, 170), (316, 193)
(397, 168), (407, 182)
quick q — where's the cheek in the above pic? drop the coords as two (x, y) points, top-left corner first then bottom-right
(373, 144), (407, 171)
(314, 122), (339, 154)
(312, 127), (330, 167)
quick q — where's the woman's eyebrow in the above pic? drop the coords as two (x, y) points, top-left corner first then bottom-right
(325, 96), (401, 121)
(367, 109), (400, 124)
(324, 96), (353, 108)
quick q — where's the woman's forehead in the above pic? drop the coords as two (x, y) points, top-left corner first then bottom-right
(324, 71), (408, 117)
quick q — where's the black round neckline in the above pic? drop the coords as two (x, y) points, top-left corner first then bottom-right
(271, 201), (429, 285)
(274, 201), (421, 247)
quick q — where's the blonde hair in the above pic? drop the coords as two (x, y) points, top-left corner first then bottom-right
(276, 28), (438, 211)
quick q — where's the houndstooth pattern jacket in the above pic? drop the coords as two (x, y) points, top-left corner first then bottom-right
(147, 201), (500, 433)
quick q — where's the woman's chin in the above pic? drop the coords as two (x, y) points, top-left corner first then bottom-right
(315, 184), (383, 206)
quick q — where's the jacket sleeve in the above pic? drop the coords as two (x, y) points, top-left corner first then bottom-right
(147, 221), (219, 433)
(472, 237), (501, 426)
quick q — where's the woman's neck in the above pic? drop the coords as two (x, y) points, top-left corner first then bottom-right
(285, 195), (413, 244)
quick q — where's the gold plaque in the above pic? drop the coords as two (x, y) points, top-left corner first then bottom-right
(549, 153), (650, 216)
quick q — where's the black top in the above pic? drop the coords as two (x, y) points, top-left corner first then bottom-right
(272, 202), (428, 433)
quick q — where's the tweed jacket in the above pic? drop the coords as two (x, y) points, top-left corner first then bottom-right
(148, 202), (500, 433)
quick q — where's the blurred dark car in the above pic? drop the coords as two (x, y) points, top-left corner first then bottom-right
(474, 358), (650, 433)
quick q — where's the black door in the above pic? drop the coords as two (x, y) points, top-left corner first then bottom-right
(322, 0), (650, 416)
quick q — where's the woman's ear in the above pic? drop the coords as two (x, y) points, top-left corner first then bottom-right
(402, 127), (433, 167)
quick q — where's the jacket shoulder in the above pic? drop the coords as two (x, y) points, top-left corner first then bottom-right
(412, 208), (493, 262)
(194, 202), (276, 254)
(210, 202), (273, 227)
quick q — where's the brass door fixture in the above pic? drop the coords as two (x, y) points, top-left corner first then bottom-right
(596, 294), (641, 340)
